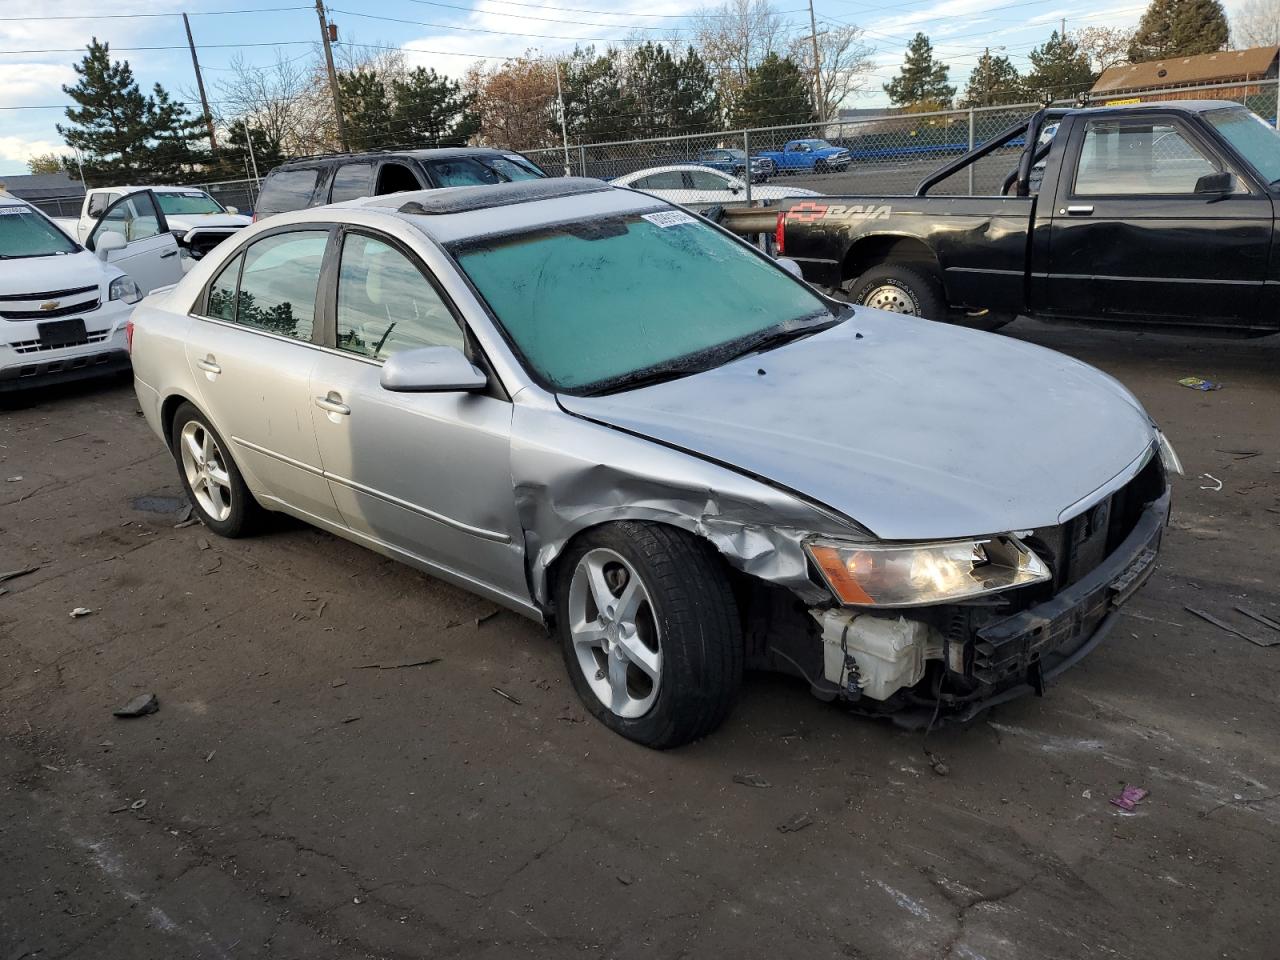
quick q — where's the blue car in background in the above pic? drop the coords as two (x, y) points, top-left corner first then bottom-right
(694, 148), (774, 182)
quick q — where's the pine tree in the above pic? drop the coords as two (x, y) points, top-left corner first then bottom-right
(729, 53), (814, 127)
(338, 70), (393, 151)
(58, 39), (207, 181)
(1025, 31), (1095, 100)
(625, 43), (719, 137)
(389, 67), (477, 148)
(1128, 0), (1229, 61)
(884, 33), (956, 107)
(963, 50), (1025, 106)
(561, 47), (634, 143)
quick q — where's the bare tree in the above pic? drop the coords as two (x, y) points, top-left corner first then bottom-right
(211, 49), (335, 155)
(788, 23), (875, 119)
(692, 0), (788, 102)
(463, 56), (559, 150)
(1232, 0), (1280, 47)
(1073, 26), (1136, 73)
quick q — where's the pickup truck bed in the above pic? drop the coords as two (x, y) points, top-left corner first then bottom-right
(728, 100), (1280, 336)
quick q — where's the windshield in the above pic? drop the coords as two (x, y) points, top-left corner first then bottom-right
(0, 204), (79, 258)
(155, 191), (225, 216)
(425, 155), (546, 188)
(452, 210), (835, 393)
(805, 140), (834, 149)
(1203, 107), (1280, 184)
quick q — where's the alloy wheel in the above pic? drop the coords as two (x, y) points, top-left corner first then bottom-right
(179, 420), (233, 522)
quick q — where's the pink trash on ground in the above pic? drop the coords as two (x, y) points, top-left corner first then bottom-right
(1110, 786), (1149, 811)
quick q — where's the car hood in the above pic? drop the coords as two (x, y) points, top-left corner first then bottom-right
(0, 249), (112, 297)
(167, 213), (251, 231)
(557, 311), (1157, 541)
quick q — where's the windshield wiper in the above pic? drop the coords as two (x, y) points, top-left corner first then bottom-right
(716, 314), (843, 365)
(585, 364), (702, 396)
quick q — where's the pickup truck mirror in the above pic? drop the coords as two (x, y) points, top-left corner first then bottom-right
(1194, 171), (1235, 195)
(225, 205), (240, 215)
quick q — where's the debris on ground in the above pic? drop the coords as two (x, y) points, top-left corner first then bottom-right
(113, 693), (159, 718)
(732, 773), (772, 788)
(130, 798), (148, 811)
(174, 518), (201, 529)
(923, 747), (950, 777)
(177, 504), (193, 523)
(5, 475), (22, 482)
(1185, 605), (1279, 648)
(1178, 376), (1222, 391)
(1234, 605), (1280, 634)
(475, 609), (500, 627)
(330, 678), (347, 688)
(1110, 785), (1149, 812)
(616, 873), (636, 885)
(204, 750), (215, 763)
(777, 813), (814, 833)
(69, 607), (92, 618)
(356, 657), (441, 670)
(196, 537), (211, 551)
(341, 715), (361, 724)
(0, 566), (40, 584)
(1199, 473), (1223, 491)
(491, 687), (522, 705)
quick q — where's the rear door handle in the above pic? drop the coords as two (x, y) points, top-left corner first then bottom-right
(314, 394), (351, 416)
(196, 356), (221, 375)
(1062, 205), (1094, 216)
(160, 249), (178, 258)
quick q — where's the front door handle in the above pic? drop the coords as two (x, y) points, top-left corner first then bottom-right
(314, 394), (351, 416)
(196, 356), (221, 375)
(160, 249), (178, 259)
(1063, 205), (1094, 216)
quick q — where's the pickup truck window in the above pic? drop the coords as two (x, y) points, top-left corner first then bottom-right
(155, 191), (223, 216)
(1203, 107), (1280, 185)
(1075, 120), (1219, 196)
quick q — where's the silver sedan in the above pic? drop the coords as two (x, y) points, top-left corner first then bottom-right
(130, 178), (1176, 748)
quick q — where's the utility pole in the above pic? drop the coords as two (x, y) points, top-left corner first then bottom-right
(183, 13), (218, 155)
(242, 118), (261, 185)
(808, 0), (825, 124)
(315, 0), (349, 152)
(555, 61), (571, 176)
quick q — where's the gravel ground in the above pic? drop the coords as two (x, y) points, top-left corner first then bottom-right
(1, 319), (1277, 959)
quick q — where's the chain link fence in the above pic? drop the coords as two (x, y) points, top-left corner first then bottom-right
(20, 78), (1280, 219)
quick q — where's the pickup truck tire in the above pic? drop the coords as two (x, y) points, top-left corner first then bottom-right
(845, 264), (946, 321)
(555, 521), (743, 749)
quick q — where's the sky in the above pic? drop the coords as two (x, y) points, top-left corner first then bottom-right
(0, 0), (1234, 174)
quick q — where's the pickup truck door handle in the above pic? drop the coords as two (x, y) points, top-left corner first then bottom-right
(196, 356), (221, 375)
(1062, 205), (1094, 216)
(314, 393), (351, 417)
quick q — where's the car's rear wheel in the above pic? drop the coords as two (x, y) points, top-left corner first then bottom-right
(555, 522), (742, 749)
(170, 401), (263, 538)
(844, 263), (946, 320)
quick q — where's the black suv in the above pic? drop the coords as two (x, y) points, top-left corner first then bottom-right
(253, 148), (548, 219)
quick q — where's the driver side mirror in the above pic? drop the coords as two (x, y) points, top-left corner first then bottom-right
(728, 184), (742, 194)
(225, 205), (239, 215)
(1194, 171), (1236, 195)
(94, 232), (126, 261)
(380, 346), (487, 393)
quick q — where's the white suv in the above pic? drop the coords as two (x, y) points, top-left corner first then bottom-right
(0, 193), (151, 391)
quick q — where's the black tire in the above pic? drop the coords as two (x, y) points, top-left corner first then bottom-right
(845, 263), (947, 321)
(169, 401), (264, 538)
(814, 160), (828, 174)
(555, 521), (743, 749)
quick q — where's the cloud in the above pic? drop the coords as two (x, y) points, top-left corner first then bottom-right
(0, 134), (66, 170)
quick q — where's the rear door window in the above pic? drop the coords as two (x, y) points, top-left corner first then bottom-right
(257, 169), (320, 216)
(632, 171), (685, 189)
(329, 163), (374, 203)
(232, 230), (329, 340)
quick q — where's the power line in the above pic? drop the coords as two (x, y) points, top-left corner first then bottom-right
(330, 8), (690, 40)
(0, 5), (311, 21)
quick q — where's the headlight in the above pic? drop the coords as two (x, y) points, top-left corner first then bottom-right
(806, 536), (1050, 607)
(1157, 431), (1183, 476)
(109, 276), (142, 305)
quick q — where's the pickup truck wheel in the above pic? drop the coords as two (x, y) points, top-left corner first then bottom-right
(846, 264), (946, 320)
(813, 160), (828, 174)
(555, 521), (743, 749)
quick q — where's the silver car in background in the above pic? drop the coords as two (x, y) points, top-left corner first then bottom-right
(129, 179), (1176, 748)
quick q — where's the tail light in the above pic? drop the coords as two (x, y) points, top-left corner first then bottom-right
(775, 211), (785, 255)
(251, 212), (258, 223)
(125, 318), (135, 354)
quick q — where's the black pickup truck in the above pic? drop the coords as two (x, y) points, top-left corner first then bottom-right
(735, 100), (1280, 335)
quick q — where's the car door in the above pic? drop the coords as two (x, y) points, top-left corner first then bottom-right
(183, 227), (344, 526)
(1040, 113), (1273, 325)
(308, 228), (527, 600)
(685, 169), (742, 205)
(85, 191), (184, 293)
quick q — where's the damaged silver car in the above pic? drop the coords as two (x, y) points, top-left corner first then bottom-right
(129, 178), (1177, 748)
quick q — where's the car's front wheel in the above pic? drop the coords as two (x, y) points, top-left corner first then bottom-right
(170, 401), (263, 538)
(555, 522), (742, 749)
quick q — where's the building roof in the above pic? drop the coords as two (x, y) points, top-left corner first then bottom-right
(1093, 46), (1280, 95)
(0, 172), (85, 201)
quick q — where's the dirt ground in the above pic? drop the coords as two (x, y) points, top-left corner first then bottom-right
(1, 320), (1277, 960)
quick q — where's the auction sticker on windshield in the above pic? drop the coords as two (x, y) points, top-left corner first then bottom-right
(642, 210), (697, 228)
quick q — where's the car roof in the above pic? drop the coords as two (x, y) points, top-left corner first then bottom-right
(1070, 99), (1252, 117)
(618, 164), (730, 179)
(336, 178), (664, 245)
(273, 147), (526, 170)
(89, 185), (211, 194)
(0, 194), (29, 208)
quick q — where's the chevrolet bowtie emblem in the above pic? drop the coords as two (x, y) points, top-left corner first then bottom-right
(40, 300), (60, 311)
